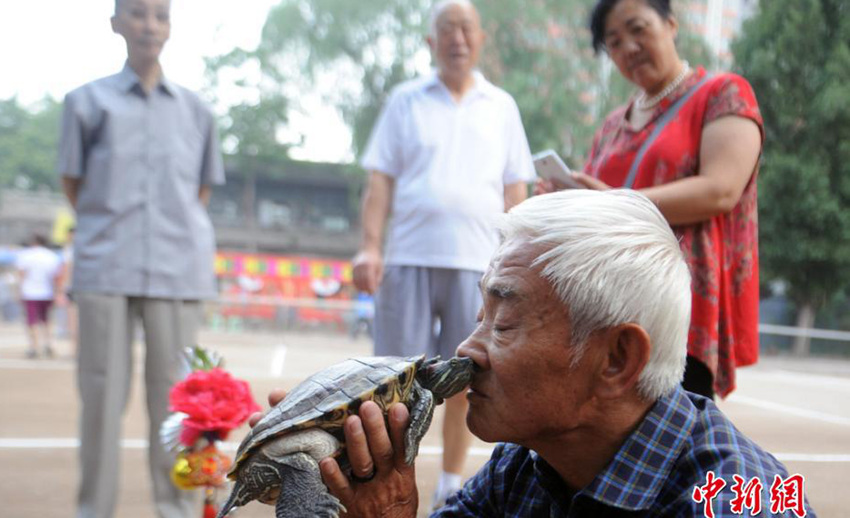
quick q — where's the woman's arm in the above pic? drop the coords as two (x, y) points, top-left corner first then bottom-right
(639, 115), (762, 226)
(572, 115), (762, 226)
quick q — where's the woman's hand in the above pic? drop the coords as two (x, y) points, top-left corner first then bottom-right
(535, 174), (612, 195)
(533, 178), (557, 195)
(571, 172), (612, 191)
(320, 401), (418, 518)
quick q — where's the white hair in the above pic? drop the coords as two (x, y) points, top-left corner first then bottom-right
(499, 189), (691, 400)
(429, 0), (475, 37)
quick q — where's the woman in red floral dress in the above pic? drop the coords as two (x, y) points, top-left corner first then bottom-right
(540, 0), (763, 399)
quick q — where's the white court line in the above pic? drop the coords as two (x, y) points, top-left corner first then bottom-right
(741, 369), (850, 390)
(727, 394), (850, 427)
(0, 439), (848, 463)
(270, 344), (287, 377)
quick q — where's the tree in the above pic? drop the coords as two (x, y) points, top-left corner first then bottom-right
(733, 0), (850, 354)
(208, 0), (431, 163)
(0, 97), (62, 191)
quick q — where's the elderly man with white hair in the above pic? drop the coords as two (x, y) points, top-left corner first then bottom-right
(315, 190), (815, 517)
(352, 0), (535, 507)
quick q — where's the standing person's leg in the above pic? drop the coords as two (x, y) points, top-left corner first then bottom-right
(23, 300), (39, 358)
(69, 297), (79, 357)
(76, 293), (135, 518)
(373, 266), (434, 358)
(431, 268), (483, 508)
(38, 299), (54, 357)
(140, 298), (199, 518)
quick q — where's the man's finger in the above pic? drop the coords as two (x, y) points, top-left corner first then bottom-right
(267, 388), (287, 407)
(360, 401), (395, 472)
(247, 411), (264, 428)
(388, 403), (411, 467)
(250, 388), (288, 428)
(365, 263), (380, 294)
(343, 414), (376, 481)
(319, 457), (355, 504)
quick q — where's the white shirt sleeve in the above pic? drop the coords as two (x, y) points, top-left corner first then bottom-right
(360, 90), (404, 178)
(501, 98), (536, 185)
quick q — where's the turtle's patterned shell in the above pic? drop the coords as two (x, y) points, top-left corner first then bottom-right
(231, 355), (423, 470)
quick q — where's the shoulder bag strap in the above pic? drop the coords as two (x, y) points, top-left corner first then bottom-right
(623, 74), (715, 189)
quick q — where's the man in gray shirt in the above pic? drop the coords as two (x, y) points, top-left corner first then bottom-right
(57, 1), (224, 517)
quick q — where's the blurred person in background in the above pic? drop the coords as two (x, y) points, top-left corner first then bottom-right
(15, 233), (62, 359)
(57, 0), (225, 517)
(348, 290), (375, 341)
(56, 226), (77, 349)
(0, 266), (22, 323)
(352, 0), (535, 508)
(538, 0), (763, 400)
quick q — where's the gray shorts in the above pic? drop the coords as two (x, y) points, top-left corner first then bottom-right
(374, 266), (483, 360)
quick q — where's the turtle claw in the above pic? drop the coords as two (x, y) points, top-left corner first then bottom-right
(274, 452), (344, 518)
(405, 383), (436, 465)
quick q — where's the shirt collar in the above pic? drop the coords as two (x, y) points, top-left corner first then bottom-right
(579, 385), (698, 511)
(116, 63), (176, 97)
(424, 69), (495, 101)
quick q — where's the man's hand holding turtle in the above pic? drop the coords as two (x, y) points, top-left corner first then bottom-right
(320, 401), (418, 518)
(250, 391), (419, 518)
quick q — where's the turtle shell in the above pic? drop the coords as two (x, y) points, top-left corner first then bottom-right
(231, 355), (424, 472)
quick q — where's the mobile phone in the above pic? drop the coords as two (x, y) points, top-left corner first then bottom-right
(533, 149), (583, 189)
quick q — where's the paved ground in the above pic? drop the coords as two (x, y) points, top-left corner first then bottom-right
(1, 323), (848, 517)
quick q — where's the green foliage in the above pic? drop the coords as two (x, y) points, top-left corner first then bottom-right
(209, 0), (430, 160)
(0, 97), (62, 191)
(476, 0), (597, 165)
(733, 0), (850, 307)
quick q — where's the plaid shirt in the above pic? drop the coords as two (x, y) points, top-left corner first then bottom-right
(434, 386), (816, 517)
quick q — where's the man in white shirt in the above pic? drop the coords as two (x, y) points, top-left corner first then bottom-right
(352, 0), (535, 508)
(15, 234), (62, 358)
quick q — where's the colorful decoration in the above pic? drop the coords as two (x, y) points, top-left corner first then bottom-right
(215, 252), (353, 282)
(161, 346), (261, 517)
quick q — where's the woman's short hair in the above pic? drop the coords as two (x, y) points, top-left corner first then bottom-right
(590, 0), (673, 54)
(499, 189), (691, 401)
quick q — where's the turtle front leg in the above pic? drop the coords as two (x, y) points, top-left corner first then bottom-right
(274, 452), (346, 518)
(403, 382), (435, 465)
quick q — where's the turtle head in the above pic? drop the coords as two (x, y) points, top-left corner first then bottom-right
(217, 456), (282, 518)
(418, 356), (476, 400)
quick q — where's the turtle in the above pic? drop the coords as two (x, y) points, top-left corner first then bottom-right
(217, 354), (476, 518)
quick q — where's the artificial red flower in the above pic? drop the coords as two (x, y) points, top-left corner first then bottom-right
(169, 368), (261, 446)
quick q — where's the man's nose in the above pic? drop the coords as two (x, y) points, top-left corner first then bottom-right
(144, 13), (159, 31)
(455, 327), (488, 370)
(447, 27), (466, 45)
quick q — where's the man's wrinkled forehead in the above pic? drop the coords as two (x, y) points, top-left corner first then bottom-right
(480, 238), (548, 299)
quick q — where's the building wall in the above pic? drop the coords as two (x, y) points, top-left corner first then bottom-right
(0, 164), (363, 259)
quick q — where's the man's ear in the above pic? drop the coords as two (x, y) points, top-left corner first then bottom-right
(595, 323), (651, 399)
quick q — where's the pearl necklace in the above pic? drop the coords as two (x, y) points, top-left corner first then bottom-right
(635, 61), (691, 110)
